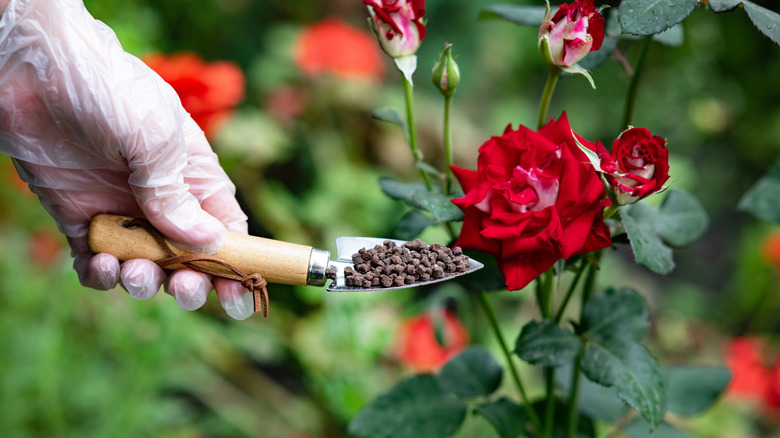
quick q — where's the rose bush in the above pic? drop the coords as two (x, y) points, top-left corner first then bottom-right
(538, 0), (604, 68)
(362, 0), (426, 58)
(451, 113), (612, 291)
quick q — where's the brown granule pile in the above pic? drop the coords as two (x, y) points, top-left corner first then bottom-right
(325, 239), (470, 288)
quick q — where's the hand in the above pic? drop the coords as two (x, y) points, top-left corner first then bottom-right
(0, 0), (254, 319)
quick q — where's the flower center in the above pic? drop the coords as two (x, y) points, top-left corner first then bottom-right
(509, 165), (559, 213)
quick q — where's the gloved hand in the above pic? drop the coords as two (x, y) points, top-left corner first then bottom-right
(0, 0), (255, 319)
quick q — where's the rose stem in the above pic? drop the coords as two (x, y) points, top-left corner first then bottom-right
(401, 73), (434, 191)
(537, 67), (561, 130)
(539, 270), (556, 438)
(621, 36), (652, 130)
(443, 93), (454, 195)
(565, 350), (585, 438)
(565, 250), (603, 438)
(553, 258), (587, 324)
(477, 292), (544, 437)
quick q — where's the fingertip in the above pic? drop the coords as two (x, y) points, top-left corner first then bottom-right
(121, 259), (165, 300)
(166, 269), (212, 311)
(76, 253), (120, 290)
(214, 278), (254, 320)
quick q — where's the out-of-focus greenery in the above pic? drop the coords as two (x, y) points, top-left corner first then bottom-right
(1, 0), (780, 437)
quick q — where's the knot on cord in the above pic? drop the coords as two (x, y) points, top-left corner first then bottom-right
(126, 219), (271, 317)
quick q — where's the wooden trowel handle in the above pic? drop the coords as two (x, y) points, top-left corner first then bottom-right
(88, 214), (328, 286)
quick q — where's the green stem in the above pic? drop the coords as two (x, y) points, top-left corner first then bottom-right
(622, 36), (652, 130)
(543, 368), (556, 438)
(402, 74), (434, 191)
(553, 259), (587, 324)
(443, 94), (454, 195)
(565, 351), (584, 438)
(537, 67), (561, 130)
(478, 292), (543, 437)
(580, 251), (602, 310)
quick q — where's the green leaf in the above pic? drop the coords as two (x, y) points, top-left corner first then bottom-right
(556, 364), (629, 422)
(620, 203), (675, 275)
(580, 288), (665, 429)
(476, 398), (530, 438)
(372, 108), (406, 130)
(581, 288), (651, 343)
(653, 24), (684, 46)
(708, 1), (780, 46)
(478, 5), (548, 26)
(379, 177), (464, 222)
(618, 0), (699, 36)
(708, 0), (743, 13)
(743, 1), (780, 46)
(379, 177), (427, 201)
(655, 189), (709, 247)
(411, 190), (465, 222)
(620, 189), (709, 274)
(438, 347), (503, 399)
(624, 418), (693, 438)
(739, 159), (780, 223)
(580, 339), (666, 429)
(348, 374), (468, 438)
(396, 211), (438, 240)
(664, 366), (731, 416)
(514, 320), (583, 367)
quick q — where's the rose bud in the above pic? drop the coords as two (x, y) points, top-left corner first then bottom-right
(431, 43), (460, 97)
(605, 127), (670, 205)
(538, 0), (605, 68)
(363, 0), (426, 58)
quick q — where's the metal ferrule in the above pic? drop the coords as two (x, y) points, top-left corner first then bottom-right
(307, 248), (330, 286)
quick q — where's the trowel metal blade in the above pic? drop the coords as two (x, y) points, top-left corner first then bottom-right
(325, 236), (484, 292)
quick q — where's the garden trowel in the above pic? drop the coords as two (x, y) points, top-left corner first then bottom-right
(88, 214), (483, 291)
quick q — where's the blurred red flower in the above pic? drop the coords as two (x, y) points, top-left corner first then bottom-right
(294, 19), (384, 81)
(762, 230), (780, 271)
(395, 310), (469, 373)
(726, 337), (773, 402)
(143, 52), (245, 139)
(725, 337), (780, 414)
(29, 229), (63, 267)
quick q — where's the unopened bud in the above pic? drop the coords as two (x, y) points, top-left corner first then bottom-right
(431, 43), (460, 97)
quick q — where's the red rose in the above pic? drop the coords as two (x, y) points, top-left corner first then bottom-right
(538, 0), (605, 68)
(604, 127), (670, 205)
(362, 0), (426, 58)
(294, 19), (384, 81)
(396, 310), (469, 372)
(451, 114), (612, 291)
(144, 52), (245, 139)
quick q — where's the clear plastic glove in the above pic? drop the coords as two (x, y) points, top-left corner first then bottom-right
(0, 0), (255, 320)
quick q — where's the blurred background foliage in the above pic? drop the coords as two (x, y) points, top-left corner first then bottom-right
(2, 0), (780, 437)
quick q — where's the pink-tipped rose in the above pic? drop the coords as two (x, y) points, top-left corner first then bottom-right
(538, 0), (605, 68)
(450, 113), (612, 291)
(604, 127), (670, 205)
(362, 0), (426, 58)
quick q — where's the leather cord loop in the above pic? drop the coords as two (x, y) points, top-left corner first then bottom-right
(125, 219), (270, 317)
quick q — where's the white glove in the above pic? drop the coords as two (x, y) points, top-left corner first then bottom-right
(0, 0), (255, 319)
